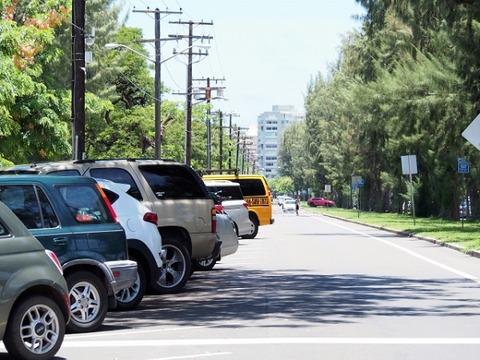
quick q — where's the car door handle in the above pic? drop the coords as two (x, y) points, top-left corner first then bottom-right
(53, 237), (68, 246)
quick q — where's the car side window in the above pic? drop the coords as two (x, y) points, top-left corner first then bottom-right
(139, 165), (206, 200)
(0, 185), (42, 229)
(89, 168), (143, 201)
(36, 187), (59, 228)
(0, 220), (9, 236)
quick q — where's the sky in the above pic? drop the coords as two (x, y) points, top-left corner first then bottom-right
(118, 0), (365, 132)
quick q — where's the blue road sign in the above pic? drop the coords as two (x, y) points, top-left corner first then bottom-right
(458, 158), (470, 174)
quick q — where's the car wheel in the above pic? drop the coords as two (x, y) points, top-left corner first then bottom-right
(150, 239), (191, 294)
(242, 214), (259, 239)
(115, 256), (146, 311)
(193, 257), (217, 271)
(3, 295), (66, 360)
(66, 271), (108, 333)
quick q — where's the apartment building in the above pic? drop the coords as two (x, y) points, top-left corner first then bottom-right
(256, 105), (305, 178)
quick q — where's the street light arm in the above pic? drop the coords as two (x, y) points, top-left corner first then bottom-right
(105, 43), (156, 64)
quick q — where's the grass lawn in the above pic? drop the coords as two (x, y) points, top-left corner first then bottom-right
(301, 203), (480, 252)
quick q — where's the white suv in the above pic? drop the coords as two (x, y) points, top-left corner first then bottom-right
(96, 179), (165, 310)
(204, 180), (254, 238)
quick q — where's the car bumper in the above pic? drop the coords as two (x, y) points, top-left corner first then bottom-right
(105, 260), (138, 293)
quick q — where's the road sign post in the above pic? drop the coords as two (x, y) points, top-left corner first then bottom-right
(401, 155), (417, 225)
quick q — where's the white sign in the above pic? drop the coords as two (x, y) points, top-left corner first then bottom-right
(401, 155), (418, 175)
(325, 184), (331, 193)
(462, 113), (480, 151)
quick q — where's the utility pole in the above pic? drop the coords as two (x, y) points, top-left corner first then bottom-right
(169, 20), (213, 166)
(235, 127), (248, 171)
(218, 111), (223, 171)
(72, 0), (86, 160)
(133, 8), (182, 159)
(185, 22), (194, 166)
(206, 77), (211, 169)
(225, 113), (240, 169)
(192, 77), (226, 169)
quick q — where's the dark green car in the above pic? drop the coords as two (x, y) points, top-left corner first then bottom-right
(0, 201), (70, 360)
(0, 175), (137, 333)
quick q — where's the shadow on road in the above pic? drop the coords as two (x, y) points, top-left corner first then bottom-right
(101, 267), (479, 331)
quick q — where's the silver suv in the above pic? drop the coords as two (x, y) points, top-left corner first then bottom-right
(204, 180), (254, 238)
(0, 159), (219, 294)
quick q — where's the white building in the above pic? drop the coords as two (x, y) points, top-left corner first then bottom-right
(256, 105), (305, 178)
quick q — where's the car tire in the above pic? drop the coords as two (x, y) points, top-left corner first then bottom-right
(66, 271), (108, 333)
(193, 257), (217, 271)
(241, 214), (259, 239)
(150, 239), (191, 294)
(3, 295), (66, 360)
(115, 256), (146, 311)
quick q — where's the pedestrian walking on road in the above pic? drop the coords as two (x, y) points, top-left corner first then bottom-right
(295, 197), (300, 216)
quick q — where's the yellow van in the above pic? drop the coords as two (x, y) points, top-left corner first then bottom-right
(202, 173), (274, 238)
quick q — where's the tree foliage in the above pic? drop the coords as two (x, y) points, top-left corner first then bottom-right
(278, 0), (480, 219)
(0, 0), (70, 164)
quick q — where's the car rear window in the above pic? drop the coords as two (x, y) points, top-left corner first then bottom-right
(235, 179), (266, 197)
(55, 184), (115, 224)
(47, 169), (82, 176)
(139, 165), (207, 200)
(206, 185), (244, 201)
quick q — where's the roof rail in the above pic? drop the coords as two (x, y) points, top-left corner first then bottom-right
(198, 168), (240, 176)
(73, 158), (176, 164)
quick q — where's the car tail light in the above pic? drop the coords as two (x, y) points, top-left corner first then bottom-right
(143, 212), (158, 225)
(45, 250), (63, 275)
(242, 201), (249, 209)
(215, 204), (224, 214)
(211, 207), (217, 233)
(95, 183), (119, 223)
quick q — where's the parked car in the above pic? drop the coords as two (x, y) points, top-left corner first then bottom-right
(277, 195), (293, 207)
(204, 180), (254, 238)
(0, 175), (136, 333)
(307, 196), (335, 207)
(194, 211), (239, 271)
(283, 199), (297, 213)
(96, 178), (165, 310)
(0, 201), (70, 360)
(0, 159), (219, 294)
(202, 172), (275, 238)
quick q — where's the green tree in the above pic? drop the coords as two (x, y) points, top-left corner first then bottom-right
(0, 0), (71, 164)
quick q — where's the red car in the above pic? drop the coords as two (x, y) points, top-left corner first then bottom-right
(307, 197), (335, 207)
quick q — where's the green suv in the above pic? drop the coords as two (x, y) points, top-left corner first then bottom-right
(0, 175), (137, 333)
(0, 201), (70, 360)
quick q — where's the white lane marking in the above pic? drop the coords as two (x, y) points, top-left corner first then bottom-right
(56, 338), (480, 347)
(66, 326), (207, 339)
(149, 352), (231, 360)
(315, 217), (480, 283)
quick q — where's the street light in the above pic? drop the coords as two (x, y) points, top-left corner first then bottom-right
(105, 42), (211, 159)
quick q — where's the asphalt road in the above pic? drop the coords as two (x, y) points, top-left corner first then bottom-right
(5, 205), (480, 360)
